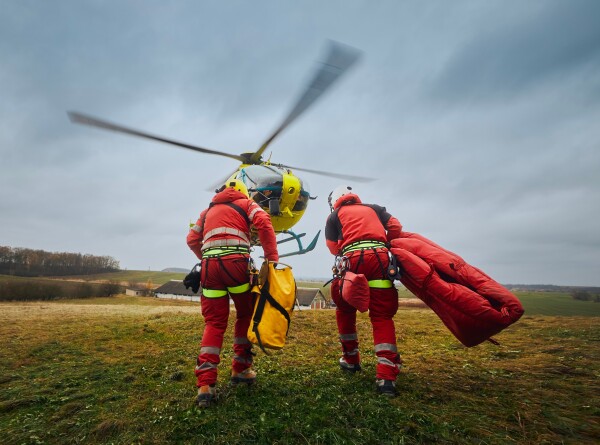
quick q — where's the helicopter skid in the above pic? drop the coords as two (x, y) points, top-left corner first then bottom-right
(277, 230), (321, 258)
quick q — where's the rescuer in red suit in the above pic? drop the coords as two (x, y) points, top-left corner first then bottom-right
(187, 179), (279, 408)
(325, 185), (403, 396)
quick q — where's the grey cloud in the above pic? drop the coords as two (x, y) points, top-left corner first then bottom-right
(2, 1), (599, 285)
(430, 0), (600, 103)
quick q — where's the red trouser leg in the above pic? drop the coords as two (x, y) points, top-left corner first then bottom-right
(196, 295), (229, 387)
(344, 248), (401, 381)
(196, 254), (252, 386)
(369, 286), (401, 381)
(331, 279), (360, 364)
(231, 291), (257, 373)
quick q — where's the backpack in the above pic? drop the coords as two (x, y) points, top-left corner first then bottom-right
(340, 271), (370, 312)
(247, 261), (297, 353)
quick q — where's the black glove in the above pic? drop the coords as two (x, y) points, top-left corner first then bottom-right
(184, 263), (201, 294)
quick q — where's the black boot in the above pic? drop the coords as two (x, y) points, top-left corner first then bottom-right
(375, 379), (396, 397)
(339, 357), (362, 373)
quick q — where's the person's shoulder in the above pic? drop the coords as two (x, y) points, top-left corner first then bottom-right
(364, 203), (387, 212)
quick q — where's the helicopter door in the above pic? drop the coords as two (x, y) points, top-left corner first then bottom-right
(279, 173), (301, 217)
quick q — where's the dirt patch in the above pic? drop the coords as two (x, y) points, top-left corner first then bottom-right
(0, 301), (200, 324)
(398, 298), (427, 308)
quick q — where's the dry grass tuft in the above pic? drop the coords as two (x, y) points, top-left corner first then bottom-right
(92, 419), (128, 439)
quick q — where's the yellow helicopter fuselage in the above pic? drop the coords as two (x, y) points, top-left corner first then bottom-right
(228, 164), (309, 233)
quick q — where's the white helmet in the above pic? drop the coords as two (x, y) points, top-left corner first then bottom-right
(328, 185), (353, 212)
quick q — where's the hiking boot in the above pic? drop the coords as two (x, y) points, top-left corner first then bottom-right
(376, 379), (397, 397)
(196, 385), (216, 408)
(339, 357), (362, 373)
(231, 368), (256, 385)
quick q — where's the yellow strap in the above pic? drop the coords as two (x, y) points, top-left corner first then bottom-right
(368, 279), (393, 289)
(342, 241), (386, 254)
(202, 282), (251, 298)
(202, 288), (228, 298)
(202, 246), (250, 257)
(228, 283), (251, 294)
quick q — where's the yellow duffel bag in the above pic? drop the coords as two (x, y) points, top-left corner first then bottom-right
(248, 261), (297, 353)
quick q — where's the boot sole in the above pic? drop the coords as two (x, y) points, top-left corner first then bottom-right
(339, 365), (362, 374)
(230, 377), (256, 385)
(196, 395), (215, 408)
(377, 390), (397, 397)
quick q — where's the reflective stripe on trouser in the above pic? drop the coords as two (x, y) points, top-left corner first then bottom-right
(331, 278), (361, 365)
(232, 336), (254, 370)
(196, 254), (256, 387)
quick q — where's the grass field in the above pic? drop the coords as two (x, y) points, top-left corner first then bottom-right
(1, 294), (599, 444)
(52, 270), (187, 286)
(511, 291), (600, 316)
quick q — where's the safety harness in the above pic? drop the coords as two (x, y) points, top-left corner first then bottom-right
(342, 244), (395, 289)
(198, 201), (254, 298)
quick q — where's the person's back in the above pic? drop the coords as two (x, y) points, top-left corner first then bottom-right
(187, 183), (278, 261)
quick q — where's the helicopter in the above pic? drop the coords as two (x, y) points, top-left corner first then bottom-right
(68, 41), (373, 257)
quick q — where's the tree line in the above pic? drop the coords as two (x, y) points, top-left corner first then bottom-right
(0, 246), (120, 277)
(571, 290), (600, 303)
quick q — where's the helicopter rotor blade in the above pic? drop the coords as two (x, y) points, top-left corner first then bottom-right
(250, 41), (361, 163)
(205, 170), (239, 193)
(68, 111), (246, 162)
(280, 163), (375, 183)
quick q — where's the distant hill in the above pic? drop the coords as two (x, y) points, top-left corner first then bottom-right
(162, 267), (189, 273)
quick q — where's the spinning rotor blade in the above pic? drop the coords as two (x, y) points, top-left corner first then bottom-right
(251, 41), (361, 163)
(68, 112), (245, 162)
(206, 170), (239, 193)
(281, 163), (375, 183)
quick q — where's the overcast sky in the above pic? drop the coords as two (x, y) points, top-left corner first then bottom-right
(1, 1), (599, 286)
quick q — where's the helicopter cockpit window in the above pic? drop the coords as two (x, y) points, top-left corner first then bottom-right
(235, 165), (284, 209)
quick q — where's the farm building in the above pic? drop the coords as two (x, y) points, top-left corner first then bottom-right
(154, 280), (200, 302)
(125, 287), (149, 297)
(296, 287), (328, 310)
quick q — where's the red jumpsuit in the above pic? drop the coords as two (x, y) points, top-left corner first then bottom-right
(325, 193), (403, 381)
(187, 188), (279, 388)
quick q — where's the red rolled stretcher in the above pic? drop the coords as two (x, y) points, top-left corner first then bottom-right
(390, 232), (524, 347)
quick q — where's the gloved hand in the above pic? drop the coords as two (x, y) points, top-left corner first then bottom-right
(184, 263), (201, 293)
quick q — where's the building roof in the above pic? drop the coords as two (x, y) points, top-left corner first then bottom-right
(154, 280), (200, 297)
(296, 287), (326, 306)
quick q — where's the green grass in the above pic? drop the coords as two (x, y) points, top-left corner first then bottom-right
(1, 295), (599, 444)
(514, 291), (600, 316)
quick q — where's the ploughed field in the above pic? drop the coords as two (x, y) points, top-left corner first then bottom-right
(1, 295), (598, 444)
